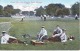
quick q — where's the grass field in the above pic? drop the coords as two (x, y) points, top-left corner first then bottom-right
(0, 17), (79, 50)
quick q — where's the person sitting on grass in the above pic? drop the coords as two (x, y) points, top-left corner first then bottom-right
(0, 31), (17, 44)
(37, 26), (48, 42)
(47, 25), (62, 42)
(0, 31), (28, 45)
(60, 29), (67, 42)
(52, 29), (67, 42)
(53, 25), (63, 35)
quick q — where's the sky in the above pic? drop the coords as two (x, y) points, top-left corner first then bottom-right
(0, 0), (79, 11)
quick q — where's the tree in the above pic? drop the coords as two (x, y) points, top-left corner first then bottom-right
(0, 5), (3, 15)
(0, 5), (22, 17)
(71, 2), (79, 15)
(45, 3), (65, 16)
(35, 6), (45, 16)
(55, 8), (70, 17)
(4, 5), (14, 16)
(30, 11), (34, 16)
(3, 11), (10, 17)
(45, 4), (55, 16)
(62, 8), (70, 15)
(55, 9), (63, 17)
(22, 11), (29, 15)
(12, 9), (21, 15)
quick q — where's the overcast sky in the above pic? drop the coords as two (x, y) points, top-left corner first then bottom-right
(0, 0), (79, 11)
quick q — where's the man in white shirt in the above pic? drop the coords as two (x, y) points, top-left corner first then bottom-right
(52, 25), (63, 37)
(43, 15), (46, 21)
(75, 14), (78, 20)
(52, 28), (67, 42)
(1, 31), (16, 44)
(37, 26), (48, 42)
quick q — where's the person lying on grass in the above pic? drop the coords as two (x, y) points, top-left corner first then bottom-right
(37, 26), (48, 42)
(0, 31), (17, 44)
(0, 31), (28, 45)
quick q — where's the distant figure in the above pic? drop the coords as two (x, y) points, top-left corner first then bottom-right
(43, 15), (46, 21)
(21, 17), (24, 21)
(41, 15), (43, 20)
(37, 26), (48, 42)
(75, 14), (78, 20)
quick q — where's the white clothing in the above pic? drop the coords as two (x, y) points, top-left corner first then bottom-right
(53, 27), (67, 42)
(53, 27), (63, 37)
(60, 32), (67, 42)
(75, 14), (78, 17)
(39, 28), (47, 36)
(44, 15), (46, 17)
(38, 28), (47, 41)
(1, 34), (16, 44)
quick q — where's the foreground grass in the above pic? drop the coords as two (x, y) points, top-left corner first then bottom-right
(0, 18), (79, 50)
(0, 40), (79, 50)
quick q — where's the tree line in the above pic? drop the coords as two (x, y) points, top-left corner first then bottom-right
(35, 2), (79, 17)
(0, 5), (21, 17)
(0, 2), (79, 17)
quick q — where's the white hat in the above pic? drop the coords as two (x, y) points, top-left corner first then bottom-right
(2, 31), (6, 33)
(41, 26), (45, 28)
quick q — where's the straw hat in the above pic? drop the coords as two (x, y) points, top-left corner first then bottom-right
(2, 31), (6, 33)
(41, 26), (45, 28)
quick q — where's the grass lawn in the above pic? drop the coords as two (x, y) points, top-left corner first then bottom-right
(0, 17), (79, 50)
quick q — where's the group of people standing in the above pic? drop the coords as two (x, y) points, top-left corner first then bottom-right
(41, 15), (47, 21)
